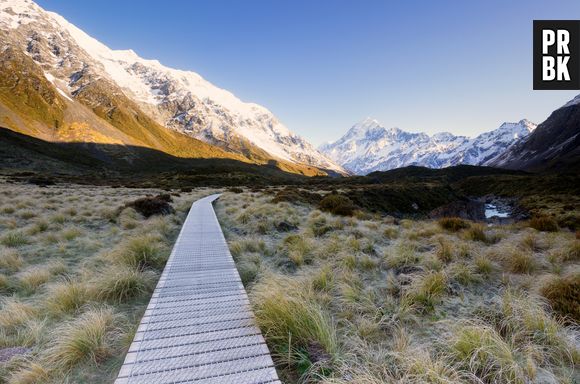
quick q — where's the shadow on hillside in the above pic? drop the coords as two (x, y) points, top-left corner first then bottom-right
(0, 127), (318, 184)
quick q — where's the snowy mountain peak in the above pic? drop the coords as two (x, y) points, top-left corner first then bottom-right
(319, 119), (537, 174)
(1, 0), (345, 174)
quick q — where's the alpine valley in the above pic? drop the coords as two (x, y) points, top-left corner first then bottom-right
(0, 0), (345, 177)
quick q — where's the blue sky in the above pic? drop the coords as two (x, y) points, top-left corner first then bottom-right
(37, 0), (580, 145)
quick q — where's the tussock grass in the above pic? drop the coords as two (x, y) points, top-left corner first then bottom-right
(384, 243), (419, 268)
(540, 272), (580, 322)
(463, 224), (488, 243)
(45, 279), (89, 315)
(404, 271), (447, 311)
(506, 250), (537, 274)
(0, 298), (37, 334)
(111, 234), (166, 270)
(7, 362), (50, 384)
(452, 323), (531, 383)
(529, 216), (559, 232)
(0, 183), (198, 382)
(93, 266), (157, 303)
(43, 307), (123, 371)
(251, 276), (337, 364)
(17, 267), (52, 294)
(438, 217), (470, 232)
(1, 231), (28, 247)
(0, 248), (23, 272)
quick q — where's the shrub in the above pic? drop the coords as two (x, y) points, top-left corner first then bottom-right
(438, 217), (470, 232)
(44, 307), (122, 370)
(318, 194), (356, 216)
(123, 194), (175, 218)
(529, 216), (559, 232)
(540, 272), (580, 322)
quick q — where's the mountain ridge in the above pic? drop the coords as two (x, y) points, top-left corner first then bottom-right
(0, 0), (345, 176)
(319, 117), (536, 174)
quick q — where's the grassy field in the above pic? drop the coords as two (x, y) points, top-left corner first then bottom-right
(0, 181), (218, 383)
(0, 182), (578, 384)
(214, 190), (580, 384)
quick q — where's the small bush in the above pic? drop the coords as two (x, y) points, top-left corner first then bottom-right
(318, 194), (356, 216)
(529, 216), (559, 232)
(540, 272), (580, 322)
(438, 217), (470, 232)
(123, 194), (175, 218)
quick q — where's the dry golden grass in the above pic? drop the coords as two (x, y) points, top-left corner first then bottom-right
(0, 181), (217, 382)
(215, 190), (580, 384)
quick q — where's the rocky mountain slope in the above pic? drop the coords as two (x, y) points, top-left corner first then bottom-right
(489, 95), (580, 172)
(0, 0), (344, 176)
(319, 118), (536, 174)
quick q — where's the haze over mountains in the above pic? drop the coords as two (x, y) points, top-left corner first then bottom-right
(0, 0), (344, 176)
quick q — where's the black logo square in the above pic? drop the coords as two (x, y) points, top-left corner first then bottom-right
(533, 20), (580, 90)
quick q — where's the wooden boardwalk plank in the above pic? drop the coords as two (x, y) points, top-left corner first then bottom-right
(115, 194), (279, 384)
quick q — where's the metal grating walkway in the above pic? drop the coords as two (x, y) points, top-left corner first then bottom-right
(115, 194), (280, 384)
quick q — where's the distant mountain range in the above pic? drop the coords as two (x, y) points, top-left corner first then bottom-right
(319, 118), (536, 174)
(0, 0), (344, 176)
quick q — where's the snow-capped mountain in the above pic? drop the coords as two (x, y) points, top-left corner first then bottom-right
(319, 118), (536, 174)
(0, 0), (344, 174)
(489, 94), (580, 172)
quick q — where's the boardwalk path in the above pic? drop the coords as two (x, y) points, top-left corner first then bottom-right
(115, 194), (280, 384)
